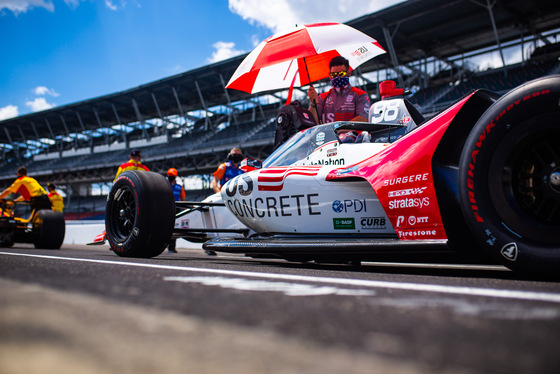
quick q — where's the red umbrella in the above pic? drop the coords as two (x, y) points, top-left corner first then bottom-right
(226, 22), (386, 99)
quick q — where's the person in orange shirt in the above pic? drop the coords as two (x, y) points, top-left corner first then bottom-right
(166, 168), (185, 253)
(211, 147), (244, 193)
(0, 166), (52, 211)
(47, 183), (64, 213)
(114, 149), (150, 181)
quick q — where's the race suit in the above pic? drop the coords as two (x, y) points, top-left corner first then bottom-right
(114, 159), (150, 181)
(48, 191), (64, 213)
(6, 176), (51, 210)
(213, 161), (244, 189)
(315, 85), (370, 123)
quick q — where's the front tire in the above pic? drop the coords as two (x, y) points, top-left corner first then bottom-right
(106, 171), (175, 258)
(458, 75), (560, 277)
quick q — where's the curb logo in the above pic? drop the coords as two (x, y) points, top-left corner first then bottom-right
(500, 242), (518, 261)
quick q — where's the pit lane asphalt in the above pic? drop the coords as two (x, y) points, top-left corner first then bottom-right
(1, 243), (560, 374)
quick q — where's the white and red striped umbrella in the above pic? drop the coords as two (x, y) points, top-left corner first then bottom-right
(226, 22), (386, 95)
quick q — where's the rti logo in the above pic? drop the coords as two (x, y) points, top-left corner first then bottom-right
(332, 199), (367, 213)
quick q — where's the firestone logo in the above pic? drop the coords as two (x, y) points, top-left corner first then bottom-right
(398, 230), (437, 238)
(388, 197), (430, 210)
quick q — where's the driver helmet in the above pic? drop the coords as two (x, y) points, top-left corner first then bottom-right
(339, 131), (358, 143)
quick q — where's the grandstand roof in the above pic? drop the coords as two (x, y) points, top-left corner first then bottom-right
(1, 0), (559, 151)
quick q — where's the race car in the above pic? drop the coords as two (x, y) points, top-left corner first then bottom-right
(0, 199), (65, 249)
(104, 75), (560, 278)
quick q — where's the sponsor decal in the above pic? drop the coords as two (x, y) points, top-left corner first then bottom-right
(226, 194), (321, 218)
(333, 218), (355, 230)
(388, 187), (427, 197)
(388, 197), (430, 210)
(397, 114), (411, 125)
(316, 132), (326, 145)
(360, 217), (386, 230)
(398, 230), (437, 238)
(257, 167), (320, 192)
(501, 242), (518, 261)
(225, 174), (254, 197)
(175, 218), (190, 229)
(396, 215), (429, 227)
(336, 165), (359, 176)
(383, 173), (429, 186)
(309, 158), (345, 166)
(326, 148), (337, 157)
(351, 45), (369, 58)
(332, 199), (367, 213)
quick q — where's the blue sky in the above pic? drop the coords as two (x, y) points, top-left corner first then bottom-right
(0, 0), (403, 120)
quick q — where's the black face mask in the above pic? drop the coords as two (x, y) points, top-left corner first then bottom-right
(228, 153), (244, 163)
(168, 176), (176, 182)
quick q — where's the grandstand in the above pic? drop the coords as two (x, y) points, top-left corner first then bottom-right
(1, 0), (559, 219)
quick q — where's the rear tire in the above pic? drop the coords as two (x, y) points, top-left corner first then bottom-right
(106, 171), (175, 258)
(458, 75), (560, 277)
(33, 210), (65, 249)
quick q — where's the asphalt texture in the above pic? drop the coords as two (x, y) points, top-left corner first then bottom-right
(1, 243), (560, 374)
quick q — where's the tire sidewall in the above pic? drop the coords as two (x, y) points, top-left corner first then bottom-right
(106, 171), (175, 258)
(33, 209), (65, 249)
(459, 75), (560, 275)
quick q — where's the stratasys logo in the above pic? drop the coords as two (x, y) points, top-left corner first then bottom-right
(388, 197), (429, 210)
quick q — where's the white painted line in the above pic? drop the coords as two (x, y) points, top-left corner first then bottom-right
(2, 251), (560, 303)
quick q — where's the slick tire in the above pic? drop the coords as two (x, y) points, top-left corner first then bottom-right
(458, 75), (560, 278)
(33, 209), (65, 249)
(106, 171), (175, 258)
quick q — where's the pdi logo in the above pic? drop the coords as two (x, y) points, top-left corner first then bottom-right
(332, 199), (367, 213)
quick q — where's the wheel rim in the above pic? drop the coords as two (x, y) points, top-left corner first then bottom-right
(490, 122), (560, 243)
(109, 186), (136, 242)
(512, 132), (560, 226)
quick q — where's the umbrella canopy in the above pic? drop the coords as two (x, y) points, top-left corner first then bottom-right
(226, 22), (386, 94)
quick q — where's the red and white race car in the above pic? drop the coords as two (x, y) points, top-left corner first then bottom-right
(104, 75), (560, 278)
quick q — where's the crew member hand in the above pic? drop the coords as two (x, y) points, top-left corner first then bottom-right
(307, 85), (318, 101)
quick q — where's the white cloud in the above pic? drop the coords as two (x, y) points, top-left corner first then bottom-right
(228, 0), (403, 34)
(105, 0), (128, 11)
(64, 0), (82, 9)
(0, 105), (19, 120)
(0, 0), (54, 15)
(26, 97), (54, 112)
(33, 86), (59, 97)
(207, 41), (246, 63)
(105, 0), (117, 11)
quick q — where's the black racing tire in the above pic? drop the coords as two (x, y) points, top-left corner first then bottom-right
(106, 171), (175, 258)
(33, 209), (65, 249)
(458, 75), (560, 277)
